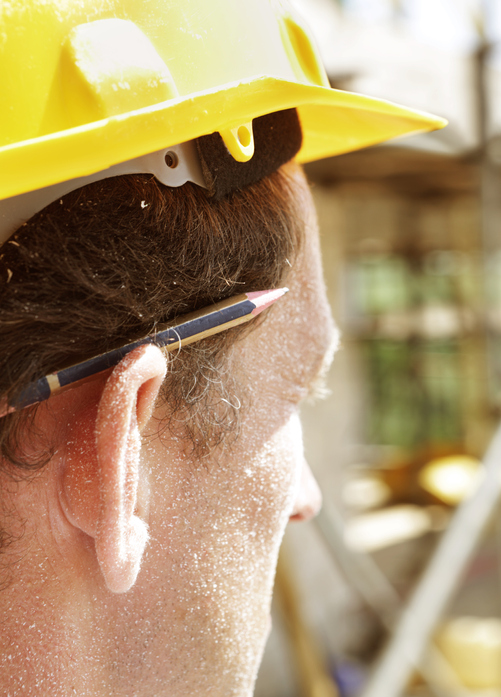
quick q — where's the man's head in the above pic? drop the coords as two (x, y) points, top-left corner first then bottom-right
(0, 164), (332, 695)
(0, 1), (445, 694)
(0, 165), (306, 463)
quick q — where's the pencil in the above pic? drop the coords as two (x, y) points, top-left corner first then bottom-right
(9, 287), (288, 411)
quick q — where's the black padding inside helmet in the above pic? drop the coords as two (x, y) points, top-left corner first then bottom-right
(195, 109), (302, 200)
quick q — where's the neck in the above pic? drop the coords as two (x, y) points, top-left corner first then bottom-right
(0, 551), (110, 696)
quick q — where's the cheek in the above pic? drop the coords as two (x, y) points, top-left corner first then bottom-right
(240, 411), (304, 539)
(141, 408), (304, 549)
(130, 410), (305, 689)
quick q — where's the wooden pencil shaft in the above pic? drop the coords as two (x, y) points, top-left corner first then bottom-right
(164, 313), (251, 351)
(10, 289), (282, 411)
(53, 297), (256, 387)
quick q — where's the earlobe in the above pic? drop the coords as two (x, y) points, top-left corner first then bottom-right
(62, 344), (167, 594)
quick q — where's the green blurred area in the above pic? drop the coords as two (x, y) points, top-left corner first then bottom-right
(364, 339), (462, 449)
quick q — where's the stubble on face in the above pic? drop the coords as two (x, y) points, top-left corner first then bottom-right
(107, 171), (336, 697)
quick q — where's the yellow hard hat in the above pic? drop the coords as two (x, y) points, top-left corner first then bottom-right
(0, 0), (446, 203)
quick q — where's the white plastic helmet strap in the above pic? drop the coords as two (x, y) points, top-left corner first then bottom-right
(0, 140), (207, 246)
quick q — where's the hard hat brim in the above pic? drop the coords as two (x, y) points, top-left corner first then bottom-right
(0, 77), (447, 201)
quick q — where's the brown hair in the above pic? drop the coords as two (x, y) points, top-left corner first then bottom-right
(0, 162), (306, 470)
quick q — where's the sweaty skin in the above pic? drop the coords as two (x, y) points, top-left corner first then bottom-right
(0, 170), (336, 697)
(103, 175), (336, 697)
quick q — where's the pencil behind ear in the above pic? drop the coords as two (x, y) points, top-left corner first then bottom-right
(61, 344), (167, 593)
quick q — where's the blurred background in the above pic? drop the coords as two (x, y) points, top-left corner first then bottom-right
(255, 1), (501, 696)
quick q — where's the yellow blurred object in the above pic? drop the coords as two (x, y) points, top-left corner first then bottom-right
(436, 617), (501, 690)
(419, 455), (482, 506)
(0, 0), (446, 201)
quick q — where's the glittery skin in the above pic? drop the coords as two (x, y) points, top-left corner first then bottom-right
(0, 169), (335, 696)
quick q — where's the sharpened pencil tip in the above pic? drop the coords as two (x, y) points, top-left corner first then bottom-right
(248, 287), (288, 316)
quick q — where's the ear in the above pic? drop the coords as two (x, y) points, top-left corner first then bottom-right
(61, 344), (167, 594)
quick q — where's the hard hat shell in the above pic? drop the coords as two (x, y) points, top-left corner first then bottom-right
(0, 0), (446, 202)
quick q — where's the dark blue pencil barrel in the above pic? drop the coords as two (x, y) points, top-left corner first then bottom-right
(11, 298), (255, 410)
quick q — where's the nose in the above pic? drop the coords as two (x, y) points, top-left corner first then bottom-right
(289, 459), (322, 522)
